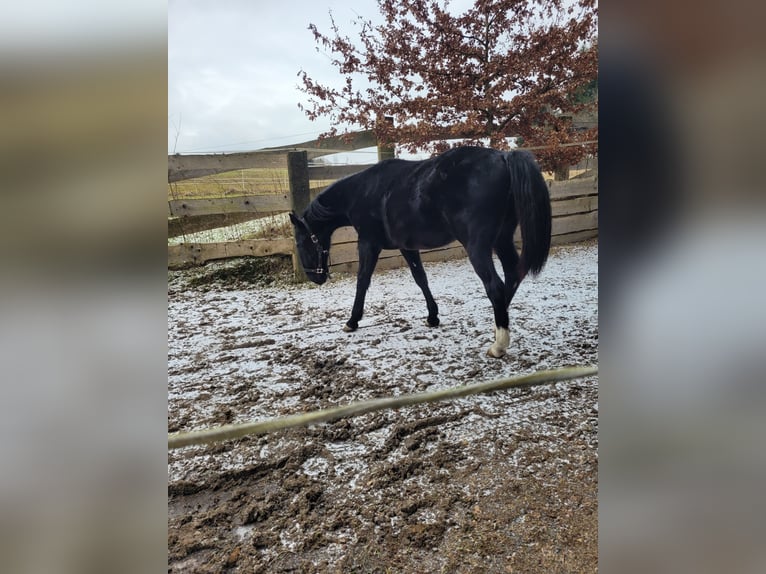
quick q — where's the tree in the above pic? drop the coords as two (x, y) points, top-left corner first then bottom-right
(298, 0), (598, 172)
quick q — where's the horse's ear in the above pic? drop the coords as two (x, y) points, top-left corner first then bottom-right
(288, 212), (301, 227)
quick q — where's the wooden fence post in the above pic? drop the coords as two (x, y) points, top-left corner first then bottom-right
(287, 150), (310, 282)
(377, 116), (395, 161)
(554, 165), (571, 181)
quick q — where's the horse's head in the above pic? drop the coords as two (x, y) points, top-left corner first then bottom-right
(289, 212), (330, 285)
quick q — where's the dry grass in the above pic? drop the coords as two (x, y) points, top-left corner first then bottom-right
(168, 168), (290, 201)
(168, 167), (336, 201)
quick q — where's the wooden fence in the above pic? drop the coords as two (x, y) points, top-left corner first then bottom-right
(168, 134), (597, 274)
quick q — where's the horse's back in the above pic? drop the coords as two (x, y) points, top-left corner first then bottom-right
(380, 147), (510, 248)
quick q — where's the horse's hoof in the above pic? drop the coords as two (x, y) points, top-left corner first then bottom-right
(486, 345), (506, 358)
(486, 327), (509, 358)
(426, 317), (440, 327)
(343, 323), (357, 332)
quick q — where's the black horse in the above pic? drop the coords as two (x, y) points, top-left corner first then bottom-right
(289, 146), (551, 358)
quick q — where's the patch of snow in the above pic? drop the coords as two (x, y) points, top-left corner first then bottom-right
(234, 525), (254, 541)
(301, 456), (330, 478)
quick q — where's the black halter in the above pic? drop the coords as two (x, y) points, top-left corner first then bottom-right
(303, 222), (330, 277)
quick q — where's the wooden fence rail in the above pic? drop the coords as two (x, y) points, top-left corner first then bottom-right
(168, 193), (292, 218)
(168, 237), (294, 266)
(167, 129), (377, 183)
(168, 134), (597, 272)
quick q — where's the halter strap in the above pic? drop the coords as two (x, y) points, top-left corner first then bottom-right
(303, 221), (330, 277)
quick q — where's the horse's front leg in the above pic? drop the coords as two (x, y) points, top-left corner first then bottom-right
(343, 241), (381, 332)
(400, 249), (439, 327)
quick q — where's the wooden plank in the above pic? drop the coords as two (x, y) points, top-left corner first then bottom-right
(328, 243), (397, 266)
(369, 256), (407, 272)
(552, 210), (598, 236)
(329, 244), (467, 274)
(168, 238), (294, 268)
(329, 240), (464, 267)
(330, 261), (363, 275)
(331, 226), (359, 245)
(551, 195), (598, 217)
(168, 151), (287, 183)
(547, 176), (598, 200)
(168, 212), (267, 238)
(263, 129), (377, 159)
(421, 245), (467, 263)
(167, 194), (291, 217)
(511, 216), (597, 246)
(308, 163), (374, 181)
(551, 229), (598, 245)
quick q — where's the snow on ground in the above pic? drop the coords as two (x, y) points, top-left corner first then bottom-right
(168, 240), (598, 572)
(167, 212), (290, 245)
(168, 241), (597, 483)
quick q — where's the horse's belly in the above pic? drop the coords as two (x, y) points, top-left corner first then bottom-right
(383, 195), (454, 249)
(396, 223), (454, 250)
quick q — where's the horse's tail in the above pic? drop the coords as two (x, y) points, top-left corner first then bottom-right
(505, 150), (552, 277)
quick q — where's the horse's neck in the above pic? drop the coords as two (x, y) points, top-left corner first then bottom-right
(307, 182), (350, 235)
(305, 215), (343, 239)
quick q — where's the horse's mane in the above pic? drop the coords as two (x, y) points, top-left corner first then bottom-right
(305, 181), (344, 224)
(305, 196), (336, 223)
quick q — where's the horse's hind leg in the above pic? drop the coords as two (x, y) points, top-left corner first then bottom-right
(400, 249), (439, 327)
(344, 241), (381, 332)
(494, 231), (523, 307)
(466, 243), (510, 358)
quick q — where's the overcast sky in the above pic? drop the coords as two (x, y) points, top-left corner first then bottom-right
(168, 1), (481, 156)
(168, 0), (388, 154)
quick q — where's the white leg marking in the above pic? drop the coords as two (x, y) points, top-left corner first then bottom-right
(487, 327), (510, 358)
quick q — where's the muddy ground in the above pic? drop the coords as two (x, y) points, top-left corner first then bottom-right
(168, 241), (598, 573)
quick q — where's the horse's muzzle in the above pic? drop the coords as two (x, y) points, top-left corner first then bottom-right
(306, 270), (328, 285)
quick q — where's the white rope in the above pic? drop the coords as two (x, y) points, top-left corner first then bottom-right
(169, 365), (597, 449)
